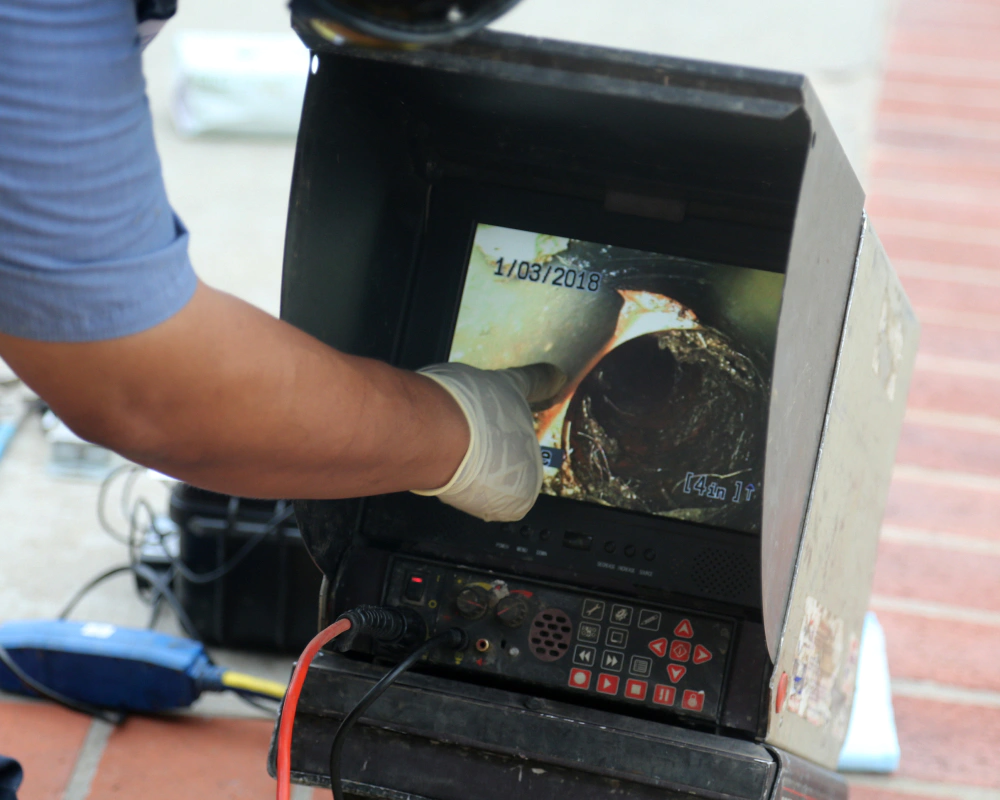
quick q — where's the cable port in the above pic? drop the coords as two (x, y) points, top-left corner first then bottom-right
(474, 638), (491, 653)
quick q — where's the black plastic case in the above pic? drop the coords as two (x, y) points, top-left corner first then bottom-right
(170, 484), (323, 652)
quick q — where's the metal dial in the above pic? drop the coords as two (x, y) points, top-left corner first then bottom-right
(455, 585), (490, 620)
(495, 594), (530, 628)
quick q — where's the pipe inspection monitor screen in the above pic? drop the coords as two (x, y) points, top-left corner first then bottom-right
(447, 224), (784, 534)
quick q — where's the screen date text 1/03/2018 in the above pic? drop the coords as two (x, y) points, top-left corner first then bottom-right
(682, 472), (757, 505)
(493, 257), (603, 293)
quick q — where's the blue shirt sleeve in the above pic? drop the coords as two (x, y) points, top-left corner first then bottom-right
(0, 755), (22, 800)
(0, 0), (198, 342)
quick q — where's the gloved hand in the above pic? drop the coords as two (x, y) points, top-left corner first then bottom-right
(413, 362), (566, 522)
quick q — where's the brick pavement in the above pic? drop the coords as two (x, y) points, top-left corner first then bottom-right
(857, 0), (1000, 798)
(2, 0), (998, 798)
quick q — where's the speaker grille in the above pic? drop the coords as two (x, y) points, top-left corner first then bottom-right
(692, 548), (754, 601)
(529, 609), (572, 662)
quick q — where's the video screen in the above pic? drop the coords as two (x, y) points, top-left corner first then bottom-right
(447, 224), (784, 534)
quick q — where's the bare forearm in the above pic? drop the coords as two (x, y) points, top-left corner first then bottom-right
(0, 282), (468, 498)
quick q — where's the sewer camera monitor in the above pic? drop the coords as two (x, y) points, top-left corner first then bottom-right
(271, 26), (919, 800)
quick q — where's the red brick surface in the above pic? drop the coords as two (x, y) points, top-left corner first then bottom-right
(895, 278), (1000, 316)
(896, 0), (1000, 27)
(884, 479), (1000, 543)
(0, 701), (92, 800)
(878, 235), (1000, 271)
(87, 716), (275, 799)
(906, 370), (1000, 417)
(872, 542), (1000, 612)
(879, 96), (1000, 125)
(916, 324), (1000, 363)
(868, 0), (1000, 793)
(877, 611), (1000, 691)
(896, 423), (1000, 475)
(894, 698), (1000, 788)
(849, 788), (942, 800)
(872, 156), (1000, 190)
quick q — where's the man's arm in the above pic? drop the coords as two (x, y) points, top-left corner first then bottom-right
(0, 281), (470, 499)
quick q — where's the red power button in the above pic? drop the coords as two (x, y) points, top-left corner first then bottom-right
(403, 573), (426, 604)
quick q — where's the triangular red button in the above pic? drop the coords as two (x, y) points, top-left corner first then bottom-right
(674, 619), (694, 638)
(648, 638), (668, 657)
(667, 664), (687, 683)
(693, 645), (713, 665)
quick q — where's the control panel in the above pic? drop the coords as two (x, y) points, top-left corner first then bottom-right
(381, 557), (735, 721)
(363, 494), (762, 609)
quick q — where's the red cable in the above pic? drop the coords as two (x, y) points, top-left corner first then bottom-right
(276, 618), (352, 800)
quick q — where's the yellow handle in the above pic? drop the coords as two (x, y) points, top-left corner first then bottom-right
(221, 671), (287, 700)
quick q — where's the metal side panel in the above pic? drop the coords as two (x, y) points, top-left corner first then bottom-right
(765, 218), (919, 767)
(273, 652), (778, 800)
(761, 78), (865, 662)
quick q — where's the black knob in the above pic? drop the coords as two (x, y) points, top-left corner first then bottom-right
(455, 585), (490, 620)
(495, 594), (531, 628)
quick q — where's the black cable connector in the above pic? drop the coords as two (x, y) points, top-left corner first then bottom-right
(331, 605), (428, 653)
(328, 627), (468, 800)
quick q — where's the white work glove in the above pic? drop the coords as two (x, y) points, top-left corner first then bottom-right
(413, 362), (566, 523)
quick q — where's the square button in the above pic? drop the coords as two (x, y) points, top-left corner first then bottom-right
(637, 609), (661, 631)
(606, 627), (629, 648)
(625, 679), (648, 701)
(596, 674), (620, 695)
(568, 668), (592, 690)
(682, 690), (705, 712)
(652, 685), (676, 706)
(573, 645), (596, 668)
(609, 604), (633, 627)
(600, 650), (625, 672)
(629, 656), (652, 677)
(670, 640), (691, 662)
(577, 622), (601, 644)
(581, 599), (606, 621)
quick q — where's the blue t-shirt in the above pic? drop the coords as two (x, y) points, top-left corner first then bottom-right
(0, 0), (197, 342)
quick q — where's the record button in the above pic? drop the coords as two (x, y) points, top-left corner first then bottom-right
(569, 668), (592, 690)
